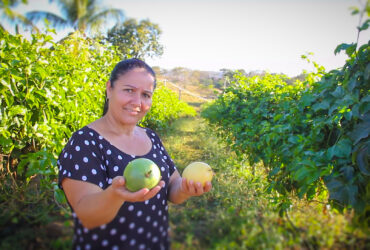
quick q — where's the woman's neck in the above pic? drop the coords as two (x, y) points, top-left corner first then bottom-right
(98, 115), (137, 138)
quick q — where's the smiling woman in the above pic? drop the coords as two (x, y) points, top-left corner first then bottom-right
(103, 62), (155, 127)
(57, 58), (212, 250)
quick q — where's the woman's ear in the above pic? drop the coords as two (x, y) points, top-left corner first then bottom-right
(106, 80), (112, 99)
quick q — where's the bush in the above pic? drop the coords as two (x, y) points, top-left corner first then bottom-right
(201, 41), (370, 228)
(141, 84), (196, 130)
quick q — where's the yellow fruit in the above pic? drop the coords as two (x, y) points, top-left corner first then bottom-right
(123, 158), (161, 192)
(182, 162), (213, 186)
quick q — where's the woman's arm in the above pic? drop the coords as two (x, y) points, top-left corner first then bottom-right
(62, 176), (164, 229)
(168, 170), (212, 204)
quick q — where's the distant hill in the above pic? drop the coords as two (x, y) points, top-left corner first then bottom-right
(152, 66), (307, 106)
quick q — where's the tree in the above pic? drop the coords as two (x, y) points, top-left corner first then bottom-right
(219, 68), (235, 89)
(105, 18), (163, 60)
(0, 0), (38, 32)
(25, 0), (123, 35)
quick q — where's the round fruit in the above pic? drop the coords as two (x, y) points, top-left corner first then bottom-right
(182, 161), (213, 186)
(123, 158), (161, 192)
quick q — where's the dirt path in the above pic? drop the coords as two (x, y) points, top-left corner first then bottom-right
(160, 115), (223, 172)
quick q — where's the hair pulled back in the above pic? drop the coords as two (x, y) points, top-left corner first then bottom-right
(102, 58), (156, 116)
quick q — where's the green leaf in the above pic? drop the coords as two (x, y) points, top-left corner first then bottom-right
(9, 105), (27, 116)
(269, 166), (280, 177)
(346, 44), (357, 57)
(328, 181), (358, 206)
(360, 112), (370, 122)
(0, 135), (13, 154)
(349, 6), (360, 15)
(294, 159), (317, 182)
(1, 78), (14, 96)
(334, 43), (356, 56)
(331, 86), (344, 98)
(329, 102), (339, 115)
(349, 121), (370, 144)
(273, 114), (283, 122)
(356, 144), (370, 176)
(300, 93), (316, 107)
(352, 104), (360, 118)
(54, 188), (67, 204)
(344, 110), (352, 121)
(312, 100), (330, 111)
(288, 135), (299, 144)
(328, 138), (352, 159)
(359, 96), (370, 114)
(35, 66), (47, 80)
(326, 178), (342, 191)
(358, 19), (370, 31)
(294, 166), (309, 182)
(347, 78), (358, 91)
(364, 63), (370, 81)
(340, 165), (354, 180)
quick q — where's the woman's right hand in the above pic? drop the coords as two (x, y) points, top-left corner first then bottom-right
(62, 176), (164, 229)
(110, 176), (165, 203)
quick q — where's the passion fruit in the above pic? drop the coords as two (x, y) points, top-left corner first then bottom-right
(123, 158), (161, 192)
(182, 161), (213, 186)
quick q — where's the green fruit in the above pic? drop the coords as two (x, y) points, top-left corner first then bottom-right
(123, 158), (161, 192)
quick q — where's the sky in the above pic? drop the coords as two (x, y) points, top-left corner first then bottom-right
(9, 0), (370, 77)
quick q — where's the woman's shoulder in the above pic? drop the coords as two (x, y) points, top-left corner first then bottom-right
(69, 126), (97, 141)
(62, 126), (103, 153)
(139, 126), (160, 140)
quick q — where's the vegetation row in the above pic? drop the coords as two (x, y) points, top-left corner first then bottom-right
(201, 28), (369, 229)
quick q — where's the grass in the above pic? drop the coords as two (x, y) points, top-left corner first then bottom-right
(160, 115), (370, 250)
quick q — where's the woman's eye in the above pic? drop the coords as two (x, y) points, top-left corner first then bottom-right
(124, 89), (133, 93)
(143, 93), (151, 98)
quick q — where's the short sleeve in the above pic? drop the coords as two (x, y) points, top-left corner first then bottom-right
(58, 128), (108, 190)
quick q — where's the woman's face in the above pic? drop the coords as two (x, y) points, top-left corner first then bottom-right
(106, 67), (155, 126)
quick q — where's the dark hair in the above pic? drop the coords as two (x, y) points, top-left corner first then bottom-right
(103, 58), (156, 116)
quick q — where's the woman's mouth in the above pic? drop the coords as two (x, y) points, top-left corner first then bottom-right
(124, 108), (141, 115)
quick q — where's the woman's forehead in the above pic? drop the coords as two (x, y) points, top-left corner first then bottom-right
(114, 69), (155, 90)
(118, 68), (154, 81)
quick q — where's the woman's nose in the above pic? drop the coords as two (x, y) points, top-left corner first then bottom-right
(130, 92), (142, 106)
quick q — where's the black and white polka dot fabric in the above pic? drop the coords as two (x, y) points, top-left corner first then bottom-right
(58, 126), (177, 250)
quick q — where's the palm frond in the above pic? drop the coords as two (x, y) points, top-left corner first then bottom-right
(0, 0), (26, 9)
(26, 11), (69, 29)
(86, 8), (124, 34)
(11, 10), (39, 32)
(1, 5), (38, 32)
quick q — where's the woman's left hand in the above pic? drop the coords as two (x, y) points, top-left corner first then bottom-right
(180, 177), (212, 197)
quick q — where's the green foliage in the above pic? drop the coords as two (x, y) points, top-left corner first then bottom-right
(0, 0), (37, 33)
(141, 84), (196, 130)
(25, 0), (124, 35)
(201, 38), (370, 227)
(0, 28), (119, 247)
(105, 18), (164, 60)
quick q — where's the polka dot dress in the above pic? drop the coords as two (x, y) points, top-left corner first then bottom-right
(58, 126), (177, 250)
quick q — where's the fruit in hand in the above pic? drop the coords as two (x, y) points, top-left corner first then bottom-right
(123, 158), (161, 192)
(182, 162), (213, 186)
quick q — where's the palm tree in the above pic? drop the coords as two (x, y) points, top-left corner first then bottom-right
(26, 0), (124, 35)
(0, 0), (38, 33)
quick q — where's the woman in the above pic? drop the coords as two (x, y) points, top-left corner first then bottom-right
(57, 58), (212, 250)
